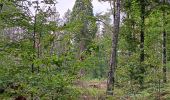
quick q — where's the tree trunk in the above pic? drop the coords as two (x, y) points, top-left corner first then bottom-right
(140, 0), (145, 62)
(106, 0), (120, 95)
(162, 0), (167, 83)
(139, 0), (145, 88)
(32, 14), (37, 73)
(163, 30), (167, 83)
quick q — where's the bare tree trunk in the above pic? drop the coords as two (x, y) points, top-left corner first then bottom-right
(0, 3), (3, 13)
(32, 14), (37, 73)
(140, 2), (145, 62)
(139, 0), (145, 88)
(163, 30), (167, 83)
(106, 0), (120, 95)
(162, 0), (167, 83)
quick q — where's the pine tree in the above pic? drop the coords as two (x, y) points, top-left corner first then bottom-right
(70, 0), (97, 58)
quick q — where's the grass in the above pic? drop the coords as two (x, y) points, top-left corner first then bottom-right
(72, 77), (170, 100)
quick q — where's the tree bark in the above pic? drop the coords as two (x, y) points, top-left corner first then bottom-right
(162, 0), (167, 83)
(140, 0), (145, 62)
(139, 0), (145, 88)
(32, 14), (37, 73)
(106, 0), (120, 95)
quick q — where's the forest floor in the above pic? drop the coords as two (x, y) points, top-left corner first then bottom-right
(74, 78), (170, 100)
(73, 65), (170, 100)
(74, 79), (107, 100)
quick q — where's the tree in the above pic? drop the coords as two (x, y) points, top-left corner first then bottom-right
(106, 0), (120, 95)
(162, 0), (167, 83)
(70, 0), (97, 59)
(63, 9), (71, 23)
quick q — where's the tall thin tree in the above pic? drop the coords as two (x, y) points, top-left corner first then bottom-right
(162, 0), (167, 83)
(138, 0), (146, 88)
(106, 0), (120, 95)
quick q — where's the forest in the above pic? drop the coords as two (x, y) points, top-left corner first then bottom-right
(0, 0), (170, 100)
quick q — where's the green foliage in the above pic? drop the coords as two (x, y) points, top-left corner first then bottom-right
(70, 0), (97, 48)
(0, 0), (170, 99)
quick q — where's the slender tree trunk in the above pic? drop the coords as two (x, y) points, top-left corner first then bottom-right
(37, 27), (42, 73)
(139, 0), (145, 88)
(140, 7), (145, 62)
(0, 3), (3, 13)
(106, 0), (120, 95)
(162, 0), (167, 83)
(32, 14), (37, 73)
(163, 30), (167, 83)
(140, 0), (145, 62)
